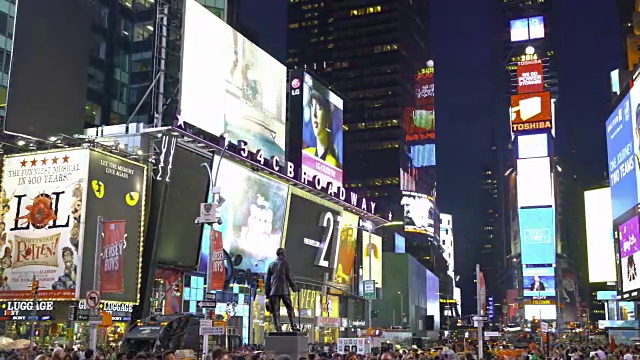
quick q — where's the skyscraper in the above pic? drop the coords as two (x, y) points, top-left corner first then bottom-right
(617, 0), (640, 73)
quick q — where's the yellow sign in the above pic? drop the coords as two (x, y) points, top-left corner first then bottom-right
(66, 328), (74, 341)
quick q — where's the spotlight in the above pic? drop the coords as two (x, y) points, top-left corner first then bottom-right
(16, 140), (25, 146)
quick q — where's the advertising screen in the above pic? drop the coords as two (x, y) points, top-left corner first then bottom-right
(410, 144), (436, 168)
(596, 290), (617, 300)
(619, 215), (640, 292)
(516, 157), (553, 207)
(404, 106), (436, 142)
(0, 149), (90, 300)
(416, 73), (435, 106)
(362, 231), (382, 288)
(517, 61), (544, 94)
(510, 18), (529, 42)
(180, 0), (286, 159)
(523, 266), (556, 298)
(198, 158), (289, 274)
(83, 150), (147, 303)
(332, 211), (358, 290)
(395, 233), (406, 253)
(402, 191), (437, 235)
(510, 92), (552, 133)
(584, 188), (616, 283)
(301, 72), (344, 188)
(519, 207), (556, 266)
(528, 16), (545, 39)
(283, 192), (341, 281)
(517, 133), (548, 159)
(524, 304), (556, 321)
(606, 92), (636, 219)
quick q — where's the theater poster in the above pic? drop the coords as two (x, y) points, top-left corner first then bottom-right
(100, 220), (126, 294)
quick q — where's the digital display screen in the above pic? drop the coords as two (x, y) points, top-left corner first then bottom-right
(395, 233), (406, 253)
(410, 144), (436, 168)
(517, 133), (548, 159)
(523, 266), (556, 298)
(510, 18), (529, 42)
(332, 211), (359, 291)
(516, 157), (553, 207)
(362, 231), (383, 288)
(606, 92), (636, 219)
(198, 158), (289, 274)
(180, 0), (287, 159)
(596, 290), (617, 301)
(619, 215), (640, 292)
(528, 16), (545, 39)
(402, 191), (437, 235)
(301, 72), (344, 188)
(584, 188), (616, 283)
(519, 207), (556, 266)
(517, 61), (544, 94)
(524, 304), (556, 321)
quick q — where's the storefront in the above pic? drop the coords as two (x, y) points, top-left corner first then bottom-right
(72, 301), (134, 347)
(0, 301), (72, 346)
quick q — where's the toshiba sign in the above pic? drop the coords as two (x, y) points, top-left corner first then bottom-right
(517, 60), (544, 94)
(510, 91), (553, 133)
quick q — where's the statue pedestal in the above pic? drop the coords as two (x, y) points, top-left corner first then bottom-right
(265, 332), (308, 359)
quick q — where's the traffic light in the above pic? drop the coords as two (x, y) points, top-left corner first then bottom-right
(100, 311), (112, 327)
(31, 279), (39, 294)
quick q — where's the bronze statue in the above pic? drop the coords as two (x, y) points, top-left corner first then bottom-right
(265, 248), (299, 332)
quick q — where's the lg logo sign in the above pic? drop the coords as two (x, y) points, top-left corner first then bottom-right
(291, 78), (301, 96)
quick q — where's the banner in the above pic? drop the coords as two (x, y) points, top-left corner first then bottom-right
(208, 230), (225, 291)
(0, 149), (89, 300)
(100, 220), (126, 294)
(332, 212), (358, 291)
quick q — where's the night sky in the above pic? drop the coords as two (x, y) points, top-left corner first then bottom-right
(239, 0), (622, 312)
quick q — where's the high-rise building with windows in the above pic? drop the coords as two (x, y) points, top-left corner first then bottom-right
(0, 0), (15, 117)
(616, 0), (640, 73)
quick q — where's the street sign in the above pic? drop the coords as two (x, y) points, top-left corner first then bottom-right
(206, 293), (216, 301)
(472, 316), (488, 321)
(540, 321), (549, 332)
(200, 320), (213, 328)
(86, 291), (100, 309)
(197, 301), (217, 308)
(363, 280), (376, 300)
(200, 326), (225, 336)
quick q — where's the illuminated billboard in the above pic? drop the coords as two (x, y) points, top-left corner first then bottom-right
(180, 0), (287, 159)
(619, 215), (640, 293)
(402, 191), (436, 235)
(605, 92), (636, 219)
(410, 144), (436, 168)
(299, 72), (344, 189)
(333, 211), (359, 291)
(517, 60), (544, 94)
(524, 304), (556, 321)
(584, 188), (616, 283)
(516, 157), (553, 207)
(416, 69), (434, 106)
(523, 266), (555, 298)
(511, 92), (552, 133)
(510, 16), (545, 42)
(519, 207), (556, 266)
(517, 133), (548, 159)
(404, 106), (435, 142)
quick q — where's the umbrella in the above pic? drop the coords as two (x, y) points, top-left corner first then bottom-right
(11, 339), (33, 350)
(0, 337), (12, 350)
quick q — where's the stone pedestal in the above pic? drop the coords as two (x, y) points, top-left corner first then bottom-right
(265, 332), (308, 359)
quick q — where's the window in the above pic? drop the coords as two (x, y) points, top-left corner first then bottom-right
(92, 3), (109, 28)
(1, 50), (10, 75)
(90, 34), (106, 60)
(87, 67), (105, 92)
(121, 19), (132, 38)
(120, 0), (132, 8)
(132, 0), (154, 11)
(85, 102), (102, 125)
(133, 22), (154, 41)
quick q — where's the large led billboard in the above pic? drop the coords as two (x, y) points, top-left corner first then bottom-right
(332, 211), (359, 291)
(517, 133), (548, 159)
(416, 69), (435, 106)
(283, 191), (341, 281)
(519, 207), (556, 266)
(528, 16), (545, 39)
(299, 72), (344, 188)
(605, 92), (636, 219)
(404, 106), (435, 142)
(198, 158), (289, 275)
(516, 157), (553, 207)
(584, 188), (616, 283)
(410, 144), (436, 168)
(401, 191), (437, 235)
(362, 231), (382, 288)
(510, 16), (545, 42)
(523, 266), (555, 298)
(524, 304), (556, 321)
(511, 92), (552, 133)
(619, 215), (640, 292)
(180, 0), (286, 159)
(517, 60), (544, 94)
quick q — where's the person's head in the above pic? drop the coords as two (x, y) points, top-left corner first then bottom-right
(85, 350), (94, 360)
(53, 348), (66, 360)
(309, 90), (332, 143)
(534, 276), (540, 282)
(212, 349), (229, 360)
(276, 248), (285, 258)
(345, 353), (358, 360)
(380, 352), (395, 360)
(163, 350), (177, 360)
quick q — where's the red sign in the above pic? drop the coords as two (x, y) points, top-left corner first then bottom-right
(517, 61), (544, 94)
(404, 106), (435, 141)
(207, 230), (225, 291)
(415, 76), (434, 105)
(510, 91), (552, 133)
(100, 220), (126, 294)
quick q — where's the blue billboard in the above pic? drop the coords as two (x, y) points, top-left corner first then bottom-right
(605, 92), (636, 219)
(519, 207), (556, 265)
